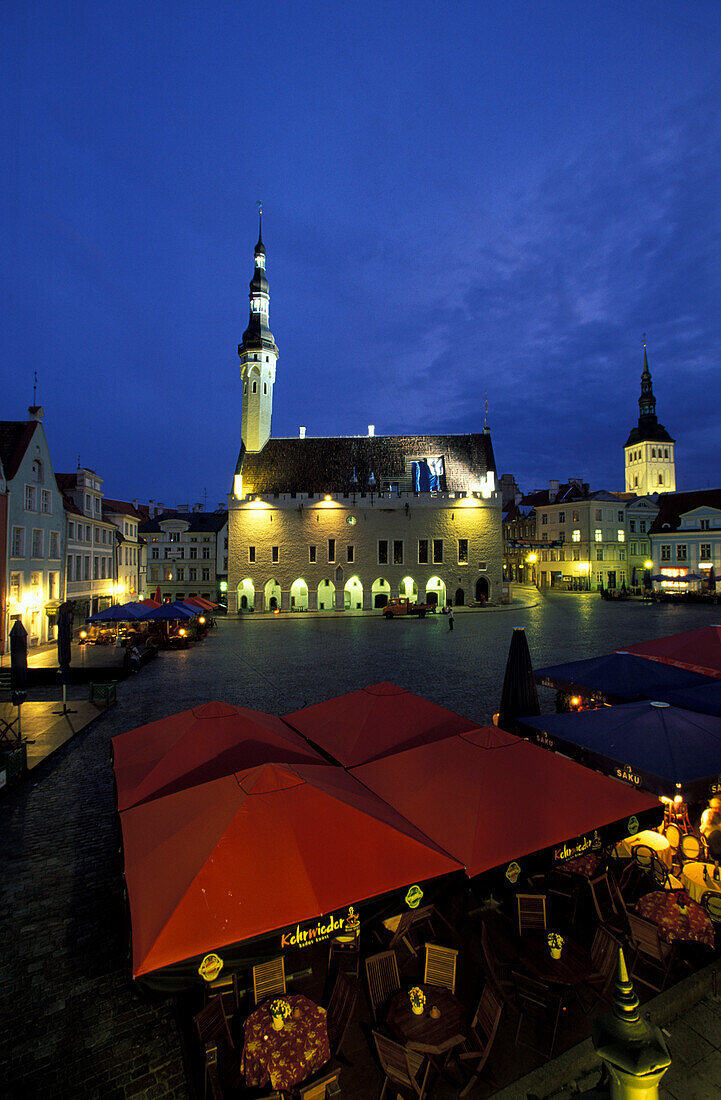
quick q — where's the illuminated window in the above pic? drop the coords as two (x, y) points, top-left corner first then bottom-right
(572, 510), (579, 522)
(595, 509), (602, 521)
(594, 529), (602, 542)
(572, 530), (580, 542)
(617, 530), (625, 542)
(169, 532), (180, 542)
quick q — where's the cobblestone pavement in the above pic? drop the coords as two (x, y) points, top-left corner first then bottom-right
(3, 596), (721, 1099)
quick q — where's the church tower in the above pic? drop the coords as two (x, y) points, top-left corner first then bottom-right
(624, 343), (676, 494)
(238, 213), (278, 453)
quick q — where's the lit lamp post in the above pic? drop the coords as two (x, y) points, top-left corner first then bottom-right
(644, 559), (653, 591)
(526, 552), (537, 586)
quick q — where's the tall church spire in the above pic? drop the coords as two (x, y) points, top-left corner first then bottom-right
(624, 339), (676, 494)
(238, 212), (278, 453)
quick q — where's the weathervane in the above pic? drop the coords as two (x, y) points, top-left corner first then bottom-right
(33, 370), (37, 405)
(484, 393), (489, 429)
(642, 332), (646, 348)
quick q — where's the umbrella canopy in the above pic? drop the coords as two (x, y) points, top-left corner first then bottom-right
(122, 761), (463, 987)
(535, 651), (713, 704)
(185, 596), (217, 609)
(517, 701), (721, 801)
(351, 727), (659, 878)
(497, 628), (540, 732)
(146, 601), (198, 621)
(112, 700), (325, 810)
(140, 599), (161, 608)
(153, 585), (162, 603)
(284, 681), (476, 767)
(87, 602), (149, 622)
(656, 681), (721, 717)
(621, 625), (721, 679)
(9, 620), (28, 692)
(57, 603), (73, 673)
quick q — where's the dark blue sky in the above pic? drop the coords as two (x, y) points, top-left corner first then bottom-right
(4, 1), (720, 506)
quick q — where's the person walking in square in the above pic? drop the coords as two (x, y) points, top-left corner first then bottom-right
(448, 606), (454, 631)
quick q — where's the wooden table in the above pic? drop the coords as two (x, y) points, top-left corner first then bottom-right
(681, 861), (721, 904)
(240, 993), (331, 1092)
(516, 932), (593, 986)
(636, 892), (715, 950)
(387, 983), (467, 1055)
(616, 829), (671, 867)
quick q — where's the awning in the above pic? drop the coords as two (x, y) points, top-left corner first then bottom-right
(621, 626), (721, 679)
(517, 701), (721, 801)
(112, 701), (325, 810)
(122, 762), (463, 989)
(535, 651), (714, 703)
(351, 727), (660, 878)
(284, 681), (476, 767)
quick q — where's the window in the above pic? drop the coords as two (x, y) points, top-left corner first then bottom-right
(630, 542), (638, 556)
(94, 498), (101, 515)
(32, 529), (43, 558)
(176, 568), (184, 581)
(639, 521), (646, 534)
(189, 568), (197, 581)
(634, 476), (638, 487)
(41, 490), (52, 514)
(86, 525), (91, 541)
(458, 538), (468, 565)
(676, 544), (687, 562)
(572, 530), (580, 542)
(164, 547), (171, 559)
(629, 520), (636, 533)
(573, 510), (579, 522)
(169, 532), (180, 542)
(594, 529), (602, 542)
(85, 493), (91, 512)
(700, 544), (711, 560)
(541, 550), (548, 562)
(618, 511), (624, 523)
(68, 521), (74, 539)
(83, 556), (90, 579)
(11, 527), (25, 557)
(596, 548), (604, 561)
(328, 539), (336, 563)
(25, 485), (37, 511)
(164, 567), (172, 581)
(252, 380), (257, 393)
(10, 572), (20, 600)
(248, 546), (256, 563)
(49, 532), (59, 558)
(272, 546), (279, 563)
(661, 545), (671, 561)
(67, 555), (73, 580)
(309, 545), (316, 563)
(75, 554), (81, 578)
(190, 546), (197, 559)
(346, 545), (354, 563)
(202, 567), (210, 581)
(664, 448), (669, 458)
(558, 511), (565, 524)
(202, 547), (210, 559)
(378, 540), (388, 565)
(32, 459), (43, 483)
(151, 547), (159, 559)
(572, 548), (580, 561)
(30, 571), (41, 596)
(541, 513), (548, 525)
(418, 539), (428, 564)
(652, 448), (656, 458)
(433, 539), (443, 564)
(393, 540), (403, 565)
(701, 519), (710, 530)
(619, 549), (626, 561)
(658, 474), (664, 485)
(541, 532), (548, 541)
(94, 556), (99, 579)
(617, 530), (625, 542)
(595, 508), (602, 521)
(101, 557), (107, 579)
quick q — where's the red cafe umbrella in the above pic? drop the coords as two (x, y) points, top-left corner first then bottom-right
(112, 701), (324, 811)
(284, 682), (476, 767)
(621, 626), (721, 680)
(352, 727), (661, 878)
(122, 762), (463, 986)
(153, 585), (162, 604)
(185, 596), (217, 609)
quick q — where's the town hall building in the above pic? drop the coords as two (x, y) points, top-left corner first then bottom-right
(227, 223), (502, 614)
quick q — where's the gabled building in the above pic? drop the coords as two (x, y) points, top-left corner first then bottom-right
(648, 489), (721, 592)
(103, 498), (143, 602)
(228, 221), (502, 613)
(56, 469), (119, 619)
(1, 408), (65, 648)
(140, 511), (228, 604)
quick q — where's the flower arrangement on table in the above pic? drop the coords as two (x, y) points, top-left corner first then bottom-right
(676, 889), (692, 913)
(408, 986), (426, 1015)
(268, 998), (292, 1030)
(547, 931), (565, 958)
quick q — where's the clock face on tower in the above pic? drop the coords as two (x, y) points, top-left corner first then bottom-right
(346, 515), (357, 526)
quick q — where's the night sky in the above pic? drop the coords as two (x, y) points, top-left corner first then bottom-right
(4, 1), (720, 507)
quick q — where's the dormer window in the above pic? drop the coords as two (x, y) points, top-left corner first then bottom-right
(32, 459), (43, 483)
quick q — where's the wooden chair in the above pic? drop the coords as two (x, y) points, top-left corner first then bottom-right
(326, 970), (359, 1062)
(205, 971), (239, 1016)
(423, 943), (458, 994)
(626, 912), (676, 992)
(650, 855), (683, 892)
(364, 950), (401, 1021)
(679, 833), (706, 866)
(252, 955), (286, 1005)
(546, 869), (581, 928)
(607, 873), (632, 936)
(578, 925), (622, 1010)
(516, 893), (547, 935)
(194, 996), (241, 1098)
(298, 1065), (342, 1099)
(619, 843), (654, 895)
(664, 823), (681, 868)
(512, 971), (564, 1058)
(700, 890), (721, 923)
(386, 903), (455, 963)
(479, 921), (514, 999)
(455, 983), (503, 1097)
(373, 1031), (432, 1099)
(588, 873), (621, 927)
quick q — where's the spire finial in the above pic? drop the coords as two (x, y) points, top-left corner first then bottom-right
(642, 332), (646, 348)
(257, 198), (263, 240)
(484, 393), (489, 429)
(33, 371), (37, 405)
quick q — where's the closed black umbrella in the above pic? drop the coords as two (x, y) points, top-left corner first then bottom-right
(497, 627), (540, 734)
(631, 566), (637, 588)
(9, 620), (28, 739)
(56, 602), (75, 715)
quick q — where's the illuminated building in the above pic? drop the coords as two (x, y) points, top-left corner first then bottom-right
(139, 509), (228, 605)
(228, 222), (501, 613)
(648, 489), (721, 593)
(624, 343), (676, 495)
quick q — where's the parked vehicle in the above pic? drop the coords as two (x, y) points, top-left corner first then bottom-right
(382, 597), (434, 620)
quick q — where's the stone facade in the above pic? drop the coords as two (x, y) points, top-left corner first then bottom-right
(228, 490), (501, 613)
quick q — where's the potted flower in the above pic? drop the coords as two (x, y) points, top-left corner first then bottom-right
(676, 889), (691, 915)
(269, 998), (291, 1031)
(547, 931), (564, 959)
(408, 987), (426, 1016)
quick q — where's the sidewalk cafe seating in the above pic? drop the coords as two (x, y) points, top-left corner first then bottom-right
(194, 996), (242, 1099)
(664, 822), (682, 867)
(546, 869), (582, 929)
(423, 943), (458, 994)
(511, 971), (564, 1058)
(325, 970), (359, 1063)
(479, 921), (514, 1003)
(651, 856), (684, 892)
(588, 873), (624, 934)
(365, 950), (401, 1022)
(454, 982), (503, 1097)
(298, 1065), (343, 1098)
(577, 925), (622, 1011)
(517, 893), (547, 935)
(679, 833), (707, 866)
(253, 956), (286, 1004)
(626, 912), (676, 992)
(373, 1031), (432, 1100)
(385, 902), (456, 966)
(620, 843), (655, 896)
(205, 971), (240, 1016)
